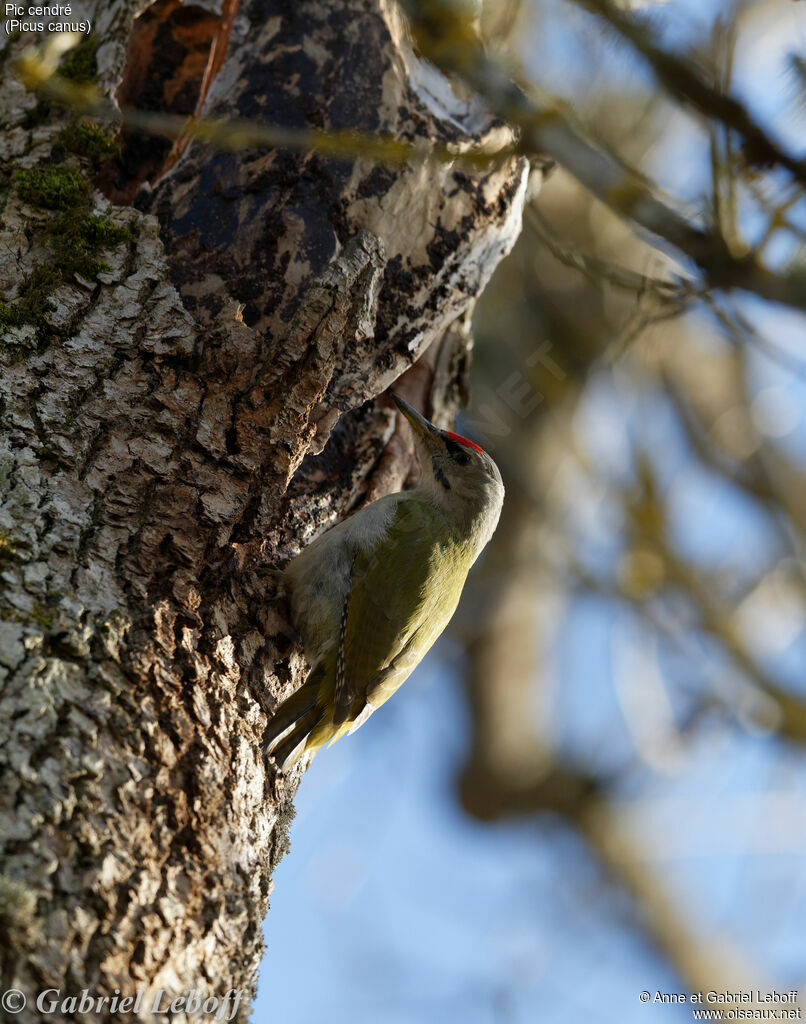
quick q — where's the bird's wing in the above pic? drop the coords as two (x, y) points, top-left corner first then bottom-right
(331, 498), (467, 727)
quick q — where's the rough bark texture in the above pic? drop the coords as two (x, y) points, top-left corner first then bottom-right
(0, 0), (528, 1017)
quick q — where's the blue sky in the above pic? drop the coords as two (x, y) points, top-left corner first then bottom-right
(255, 633), (806, 1023)
(255, 657), (690, 1024)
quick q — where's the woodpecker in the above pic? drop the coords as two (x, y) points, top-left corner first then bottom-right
(264, 394), (504, 769)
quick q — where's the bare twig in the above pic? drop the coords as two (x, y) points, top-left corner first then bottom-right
(13, 45), (515, 170)
(400, 0), (806, 312)
(570, 0), (806, 185)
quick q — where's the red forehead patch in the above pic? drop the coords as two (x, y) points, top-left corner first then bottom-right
(445, 431), (484, 455)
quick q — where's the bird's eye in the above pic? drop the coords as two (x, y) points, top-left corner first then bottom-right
(454, 450), (470, 466)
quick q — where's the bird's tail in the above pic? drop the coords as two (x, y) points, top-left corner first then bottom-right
(263, 663), (328, 769)
(270, 707), (324, 769)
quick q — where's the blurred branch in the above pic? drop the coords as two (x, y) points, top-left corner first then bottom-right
(456, 378), (770, 1003)
(607, 291), (692, 363)
(525, 205), (688, 300)
(13, 43), (514, 170)
(569, 550), (806, 746)
(663, 369), (806, 550)
(524, 204), (698, 360)
(459, 548), (770, 1001)
(463, 740), (772, 1003)
(538, 422), (806, 745)
(750, 183), (806, 254)
(707, 18), (742, 256)
(401, 0), (806, 312)
(570, 0), (806, 186)
(617, 461), (806, 743)
(579, 802), (774, 1003)
(704, 293), (806, 382)
(664, 553), (806, 743)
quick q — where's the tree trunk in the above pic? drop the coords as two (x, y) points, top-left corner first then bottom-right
(0, 0), (528, 1016)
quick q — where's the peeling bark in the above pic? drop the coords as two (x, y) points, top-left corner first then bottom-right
(0, 0), (529, 1017)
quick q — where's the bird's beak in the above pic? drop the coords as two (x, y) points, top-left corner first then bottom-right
(392, 394), (441, 444)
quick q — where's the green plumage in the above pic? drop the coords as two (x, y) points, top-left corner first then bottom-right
(266, 500), (473, 764)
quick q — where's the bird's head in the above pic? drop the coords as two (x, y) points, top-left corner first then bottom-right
(392, 395), (504, 535)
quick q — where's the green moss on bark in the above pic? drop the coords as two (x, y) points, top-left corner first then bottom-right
(0, 264), (59, 332)
(51, 211), (133, 278)
(59, 36), (99, 83)
(15, 165), (89, 210)
(55, 121), (119, 168)
(1, 164), (133, 339)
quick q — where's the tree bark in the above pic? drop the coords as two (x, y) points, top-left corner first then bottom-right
(0, 0), (528, 1016)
